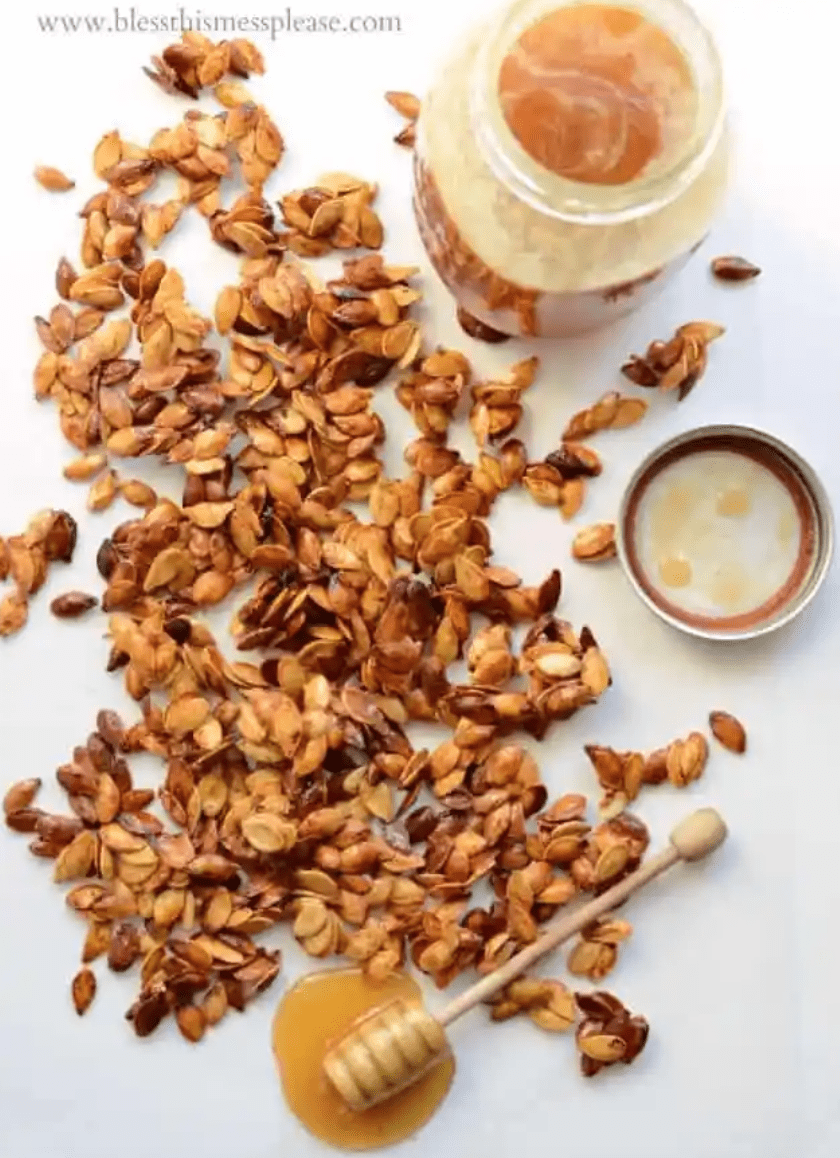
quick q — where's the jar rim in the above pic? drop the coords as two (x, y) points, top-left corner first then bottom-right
(469, 0), (726, 226)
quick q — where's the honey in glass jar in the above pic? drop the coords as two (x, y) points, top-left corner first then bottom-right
(413, 0), (729, 337)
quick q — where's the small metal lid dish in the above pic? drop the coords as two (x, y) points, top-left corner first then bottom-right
(616, 424), (834, 641)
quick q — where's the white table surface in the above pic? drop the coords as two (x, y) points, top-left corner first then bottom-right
(1, 1), (838, 1156)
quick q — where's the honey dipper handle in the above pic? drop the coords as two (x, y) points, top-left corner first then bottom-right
(438, 807), (727, 1028)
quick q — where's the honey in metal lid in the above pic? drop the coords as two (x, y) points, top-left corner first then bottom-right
(617, 426), (834, 640)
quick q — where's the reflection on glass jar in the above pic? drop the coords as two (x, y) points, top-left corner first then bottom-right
(413, 0), (730, 338)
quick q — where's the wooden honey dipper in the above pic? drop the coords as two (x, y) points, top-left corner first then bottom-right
(323, 807), (727, 1111)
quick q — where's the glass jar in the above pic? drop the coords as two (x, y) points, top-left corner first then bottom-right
(413, 0), (729, 338)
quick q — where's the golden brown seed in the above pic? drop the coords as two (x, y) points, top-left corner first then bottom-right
(215, 286), (242, 334)
(120, 480), (157, 509)
(3, 778), (41, 816)
(63, 454), (107, 482)
(711, 255), (761, 282)
(88, 471), (118, 512)
(107, 921), (140, 972)
(611, 397), (648, 429)
(530, 988), (577, 1032)
(82, 921), (111, 963)
(176, 1005), (207, 1043)
(152, 889), (184, 928)
(572, 523), (617, 562)
(560, 479), (586, 520)
(92, 130), (121, 178)
(202, 982), (228, 1027)
(293, 898), (328, 940)
(241, 813), (297, 854)
(384, 91), (421, 119)
(35, 165), (75, 191)
(568, 940), (605, 978)
(394, 123), (417, 148)
(203, 889), (233, 932)
(578, 1032), (627, 1062)
(50, 592), (98, 619)
(594, 845), (629, 883)
(71, 968), (97, 1014)
(54, 831), (97, 882)
(709, 711), (747, 753)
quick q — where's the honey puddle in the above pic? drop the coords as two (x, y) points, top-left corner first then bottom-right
(634, 449), (803, 620)
(498, 3), (695, 185)
(272, 968), (455, 1151)
(659, 555), (692, 588)
(716, 486), (752, 518)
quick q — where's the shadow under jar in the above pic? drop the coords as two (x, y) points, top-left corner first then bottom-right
(413, 0), (729, 338)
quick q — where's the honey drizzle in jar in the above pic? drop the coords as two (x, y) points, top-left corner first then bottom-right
(414, 0), (728, 336)
(498, 4), (695, 185)
(272, 968), (454, 1151)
